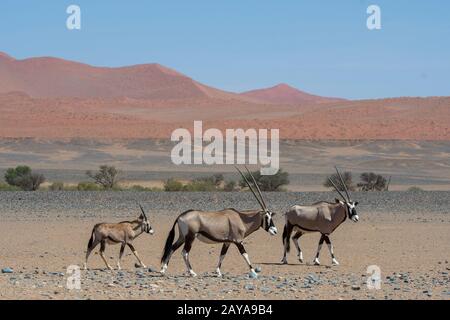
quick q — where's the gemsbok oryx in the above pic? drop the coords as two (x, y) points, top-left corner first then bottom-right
(281, 167), (359, 266)
(160, 167), (278, 278)
(84, 204), (154, 270)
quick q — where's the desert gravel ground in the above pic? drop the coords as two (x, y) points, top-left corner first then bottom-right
(0, 191), (449, 300)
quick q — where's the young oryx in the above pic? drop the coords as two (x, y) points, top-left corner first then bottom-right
(281, 167), (359, 266)
(84, 204), (154, 270)
(160, 167), (278, 278)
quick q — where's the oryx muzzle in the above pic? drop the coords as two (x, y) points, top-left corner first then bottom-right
(281, 166), (359, 266)
(160, 166), (277, 278)
(84, 203), (154, 270)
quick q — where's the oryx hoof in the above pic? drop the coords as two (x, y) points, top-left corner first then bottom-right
(216, 268), (223, 277)
(313, 258), (320, 266)
(332, 258), (340, 266)
(187, 270), (197, 277)
(281, 258), (288, 265)
(249, 270), (258, 279)
(298, 258), (304, 264)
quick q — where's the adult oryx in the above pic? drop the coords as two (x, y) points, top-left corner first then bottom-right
(160, 167), (278, 278)
(84, 203), (154, 270)
(281, 167), (359, 266)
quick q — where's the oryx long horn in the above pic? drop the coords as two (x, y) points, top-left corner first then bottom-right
(328, 177), (347, 203)
(236, 167), (266, 211)
(244, 166), (267, 210)
(138, 203), (148, 220)
(335, 166), (350, 201)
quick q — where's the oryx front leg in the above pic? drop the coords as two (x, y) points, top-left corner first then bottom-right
(127, 243), (146, 268)
(99, 241), (113, 270)
(216, 243), (230, 277)
(236, 243), (257, 278)
(292, 231), (304, 263)
(182, 235), (197, 277)
(324, 235), (339, 265)
(117, 243), (126, 270)
(313, 234), (326, 266)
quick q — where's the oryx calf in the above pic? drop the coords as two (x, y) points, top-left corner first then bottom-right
(160, 167), (278, 278)
(281, 167), (360, 266)
(84, 204), (154, 270)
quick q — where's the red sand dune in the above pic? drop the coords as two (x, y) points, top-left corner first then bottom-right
(240, 83), (345, 105)
(0, 52), (449, 140)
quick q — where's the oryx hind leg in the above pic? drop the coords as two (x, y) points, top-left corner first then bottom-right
(216, 243), (230, 277)
(182, 234), (197, 277)
(127, 243), (146, 268)
(324, 235), (339, 265)
(292, 231), (304, 263)
(161, 235), (185, 273)
(281, 222), (294, 264)
(313, 234), (326, 266)
(99, 240), (114, 270)
(236, 242), (257, 278)
(84, 238), (100, 270)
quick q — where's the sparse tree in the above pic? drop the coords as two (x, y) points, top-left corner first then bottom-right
(324, 171), (355, 191)
(358, 172), (387, 191)
(4, 165), (45, 191)
(239, 168), (289, 192)
(86, 165), (120, 189)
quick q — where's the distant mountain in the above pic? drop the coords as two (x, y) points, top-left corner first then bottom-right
(0, 52), (241, 101)
(240, 83), (345, 105)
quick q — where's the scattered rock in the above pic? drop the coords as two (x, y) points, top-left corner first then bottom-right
(2, 268), (14, 274)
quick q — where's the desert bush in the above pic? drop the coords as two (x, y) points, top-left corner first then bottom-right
(0, 182), (20, 191)
(164, 178), (185, 191)
(408, 186), (424, 192)
(49, 181), (65, 191)
(183, 179), (217, 192)
(4, 166), (46, 191)
(77, 182), (102, 191)
(86, 165), (120, 189)
(323, 171), (355, 192)
(223, 180), (237, 192)
(239, 168), (289, 192)
(129, 185), (163, 192)
(358, 172), (387, 191)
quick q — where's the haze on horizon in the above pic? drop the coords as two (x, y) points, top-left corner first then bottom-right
(1, 0), (449, 100)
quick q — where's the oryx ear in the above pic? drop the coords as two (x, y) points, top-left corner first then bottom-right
(335, 198), (340, 203)
(138, 213), (145, 220)
(354, 201), (359, 206)
(270, 212), (276, 217)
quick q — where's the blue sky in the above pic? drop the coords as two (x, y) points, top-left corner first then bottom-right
(1, 0), (449, 99)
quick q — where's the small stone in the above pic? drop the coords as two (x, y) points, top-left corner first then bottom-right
(255, 267), (262, 273)
(2, 268), (13, 274)
(244, 284), (255, 291)
(351, 285), (361, 291)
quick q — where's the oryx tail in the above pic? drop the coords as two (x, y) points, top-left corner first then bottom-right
(161, 210), (193, 263)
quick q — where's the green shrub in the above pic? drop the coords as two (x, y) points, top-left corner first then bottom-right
(49, 182), (65, 191)
(408, 186), (424, 192)
(0, 182), (20, 191)
(164, 179), (185, 191)
(77, 182), (102, 191)
(86, 165), (120, 189)
(223, 180), (237, 192)
(239, 168), (289, 191)
(4, 165), (46, 191)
